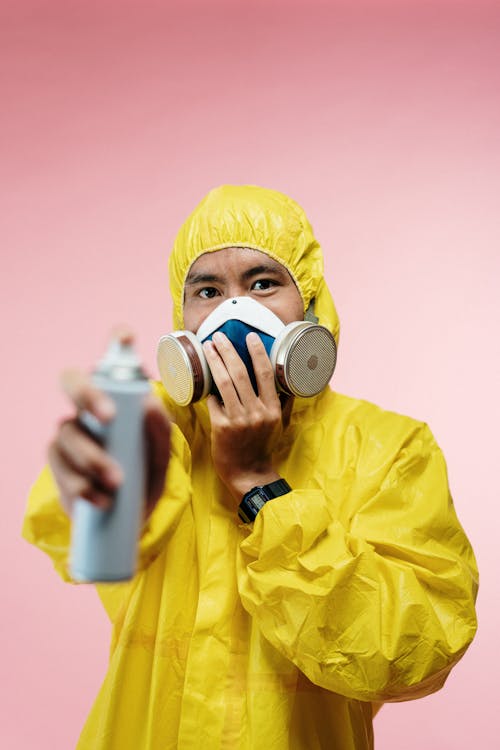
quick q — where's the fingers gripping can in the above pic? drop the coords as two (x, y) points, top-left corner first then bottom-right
(70, 340), (150, 582)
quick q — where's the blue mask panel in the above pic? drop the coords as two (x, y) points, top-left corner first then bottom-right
(201, 319), (275, 396)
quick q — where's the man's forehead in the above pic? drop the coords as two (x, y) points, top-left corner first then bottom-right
(185, 247), (289, 280)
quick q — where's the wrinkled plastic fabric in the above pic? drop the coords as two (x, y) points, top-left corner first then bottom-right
(23, 186), (478, 749)
(169, 184), (340, 338)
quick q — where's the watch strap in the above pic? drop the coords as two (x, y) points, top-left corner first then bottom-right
(238, 478), (292, 523)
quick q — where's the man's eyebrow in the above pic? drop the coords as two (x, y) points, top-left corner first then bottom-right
(185, 272), (222, 286)
(185, 263), (287, 286)
(241, 263), (288, 280)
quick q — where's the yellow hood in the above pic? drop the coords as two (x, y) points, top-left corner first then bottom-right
(168, 184), (340, 341)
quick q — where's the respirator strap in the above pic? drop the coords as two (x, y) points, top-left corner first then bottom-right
(304, 299), (319, 324)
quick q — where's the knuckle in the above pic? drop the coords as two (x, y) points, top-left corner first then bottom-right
(269, 407), (281, 422)
(92, 454), (114, 481)
(218, 374), (232, 389)
(67, 474), (90, 501)
(233, 416), (248, 431)
(78, 437), (110, 476)
(232, 360), (247, 376)
(86, 451), (104, 476)
(250, 412), (264, 428)
(58, 418), (76, 440)
(259, 368), (274, 382)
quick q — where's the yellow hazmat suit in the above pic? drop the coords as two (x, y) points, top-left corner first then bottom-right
(23, 186), (478, 749)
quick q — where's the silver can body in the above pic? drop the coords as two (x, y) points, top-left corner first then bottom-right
(70, 371), (150, 583)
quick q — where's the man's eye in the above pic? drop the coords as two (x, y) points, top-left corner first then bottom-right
(252, 279), (276, 291)
(198, 287), (219, 299)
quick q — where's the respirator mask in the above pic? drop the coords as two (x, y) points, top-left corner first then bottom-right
(157, 296), (337, 406)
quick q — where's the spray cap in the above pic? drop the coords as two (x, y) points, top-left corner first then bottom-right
(94, 339), (148, 381)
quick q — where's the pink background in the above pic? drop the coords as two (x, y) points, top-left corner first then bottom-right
(2, 0), (499, 747)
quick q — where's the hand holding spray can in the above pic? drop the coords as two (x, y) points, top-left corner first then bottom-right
(70, 338), (150, 582)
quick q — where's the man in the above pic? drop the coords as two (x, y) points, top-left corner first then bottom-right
(23, 185), (478, 749)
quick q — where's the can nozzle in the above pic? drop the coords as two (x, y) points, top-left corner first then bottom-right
(95, 340), (147, 381)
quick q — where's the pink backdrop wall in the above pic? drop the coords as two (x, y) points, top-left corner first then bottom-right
(2, 1), (499, 747)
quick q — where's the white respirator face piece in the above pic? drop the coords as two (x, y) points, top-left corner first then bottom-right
(157, 296), (337, 406)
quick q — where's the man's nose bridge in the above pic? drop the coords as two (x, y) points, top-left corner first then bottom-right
(226, 283), (248, 299)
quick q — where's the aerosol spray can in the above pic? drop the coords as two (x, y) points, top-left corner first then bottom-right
(70, 339), (150, 582)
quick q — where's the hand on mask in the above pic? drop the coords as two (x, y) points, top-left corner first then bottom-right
(202, 331), (284, 501)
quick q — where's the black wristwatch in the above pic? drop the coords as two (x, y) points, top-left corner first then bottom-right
(238, 478), (292, 523)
